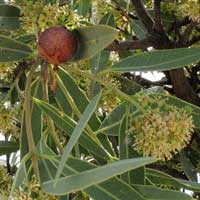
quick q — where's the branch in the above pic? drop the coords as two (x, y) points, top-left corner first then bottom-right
(187, 35), (200, 46)
(24, 59), (40, 180)
(167, 16), (191, 34)
(131, 0), (154, 33)
(169, 68), (200, 105)
(106, 39), (152, 51)
(182, 21), (198, 44)
(154, 0), (163, 32)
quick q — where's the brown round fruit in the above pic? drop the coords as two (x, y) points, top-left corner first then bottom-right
(38, 26), (77, 65)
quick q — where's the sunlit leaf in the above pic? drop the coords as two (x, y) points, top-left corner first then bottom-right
(111, 47), (200, 72)
(73, 25), (117, 61)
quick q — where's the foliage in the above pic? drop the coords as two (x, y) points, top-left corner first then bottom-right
(0, 0), (200, 200)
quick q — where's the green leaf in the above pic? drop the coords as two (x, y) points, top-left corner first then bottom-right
(99, 103), (137, 136)
(99, 103), (126, 136)
(73, 25), (117, 61)
(0, 141), (19, 156)
(91, 50), (110, 74)
(77, 0), (91, 16)
(56, 67), (115, 156)
(0, 4), (20, 17)
(100, 13), (115, 27)
(57, 68), (101, 130)
(133, 185), (193, 200)
(55, 92), (102, 179)
(33, 98), (111, 160)
(132, 19), (147, 40)
(90, 13), (113, 105)
(0, 4), (20, 30)
(9, 153), (31, 198)
(119, 115), (129, 182)
(0, 35), (32, 62)
(111, 47), (200, 72)
(42, 157), (156, 195)
(146, 168), (200, 192)
(179, 150), (197, 182)
(16, 34), (36, 43)
(20, 80), (43, 158)
(38, 139), (144, 200)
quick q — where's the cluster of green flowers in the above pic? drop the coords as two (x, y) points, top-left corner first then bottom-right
(0, 166), (13, 196)
(12, 0), (78, 34)
(130, 95), (194, 160)
(177, 0), (200, 22)
(0, 103), (21, 141)
(0, 62), (17, 81)
(98, 74), (121, 112)
(12, 176), (57, 200)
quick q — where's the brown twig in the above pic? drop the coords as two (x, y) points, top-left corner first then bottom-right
(106, 39), (152, 51)
(131, 0), (154, 33)
(153, 0), (163, 32)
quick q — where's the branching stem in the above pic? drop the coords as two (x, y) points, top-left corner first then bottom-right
(24, 59), (40, 180)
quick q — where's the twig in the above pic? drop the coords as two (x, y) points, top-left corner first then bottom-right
(153, 0), (163, 32)
(24, 58), (40, 180)
(131, 0), (154, 33)
(106, 39), (152, 51)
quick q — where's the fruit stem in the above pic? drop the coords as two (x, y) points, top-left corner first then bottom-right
(51, 64), (59, 92)
(41, 64), (64, 153)
(24, 58), (40, 181)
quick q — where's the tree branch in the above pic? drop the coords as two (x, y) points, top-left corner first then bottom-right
(106, 39), (152, 51)
(131, 0), (154, 33)
(154, 0), (163, 32)
(169, 69), (200, 105)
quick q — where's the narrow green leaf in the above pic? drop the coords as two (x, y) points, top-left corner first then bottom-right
(20, 80), (43, 158)
(180, 151), (197, 182)
(16, 34), (36, 43)
(99, 103), (138, 136)
(111, 47), (200, 72)
(33, 98), (111, 160)
(57, 67), (115, 156)
(0, 141), (19, 156)
(77, 0), (91, 16)
(100, 13), (115, 27)
(55, 93), (102, 179)
(57, 68), (101, 130)
(99, 103), (126, 136)
(42, 157), (156, 195)
(146, 168), (200, 192)
(0, 4), (20, 17)
(9, 153), (31, 198)
(0, 17), (20, 31)
(73, 25), (118, 61)
(0, 4), (20, 30)
(0, 35), (32, 62)
(38, 139), (144, 200)
(119, 115), (129, 182)
(133, 185), (192, 200)
(132, 19), (147, 40)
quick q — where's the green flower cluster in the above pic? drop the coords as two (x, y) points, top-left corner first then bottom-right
(12, 176), (57, 200)
(177, 0), (200, 22)
(0, 103), (21, 141)
(13, 1), (77, 34)
(130, 95), (194, 160)
(0, 166), (13, 196)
